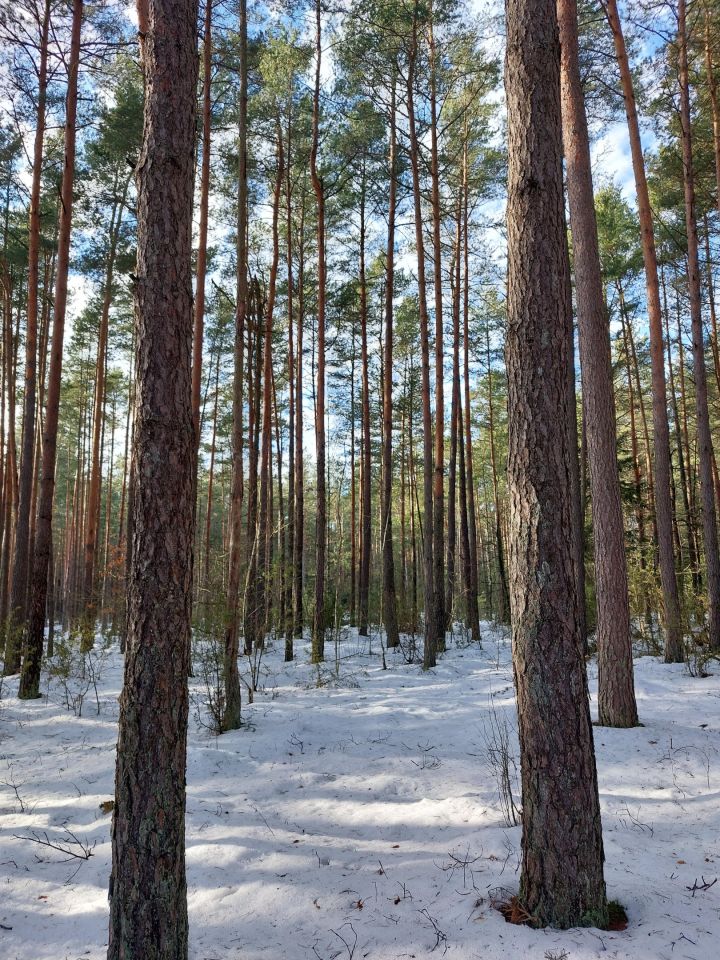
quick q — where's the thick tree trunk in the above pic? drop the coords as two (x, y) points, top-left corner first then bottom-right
(107, 1), (198, 956)
(678, 0), (720, 650)
(19, 0), (83, 699)
(505, 0), (608, 927)
(558, 0), (637, 725)
(603, 0), (684, 662)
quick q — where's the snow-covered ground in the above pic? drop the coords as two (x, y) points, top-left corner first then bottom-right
(1, 624), (719, 959)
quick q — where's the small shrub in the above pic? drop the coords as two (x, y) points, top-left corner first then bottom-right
(684, 640), (718, 678)
(191, 627), (226, 734)
(482, 694), (521, 826)
(48, 631), (113, 716)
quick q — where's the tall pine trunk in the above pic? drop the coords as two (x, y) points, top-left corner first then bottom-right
(407, 2), (437, 668)
(81, 182), (129, 639)
(381, 80), (400, 649)
(107, 1), (198, 955)
(603, 0), (684, 662)
(558, 0), (637, 726)
(505, 0), (608, 926)
(428, 7), (446, 652)
(358, 169), (371, 637)
(223, 0), (247, 729)
(461, 139), (480, 640)
(4, 0), (50, 674)
(310, 0), (327, 662)
(677, 0), (720, 649)
(20, 0), (83, 699)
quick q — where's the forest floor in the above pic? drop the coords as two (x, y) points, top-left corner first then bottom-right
(1, 624), (719, 959)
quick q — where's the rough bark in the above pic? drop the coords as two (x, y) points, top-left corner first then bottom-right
(4, 0), (50, 673)
(505, 0), (608, 927)
(558, 0), (637, 726)
(19, 0), (83, 699)
(603, 0), (684, 662)
(107, 1), (198, 956)
(192, 0), (212, 446)
(678, 0), (720, 650)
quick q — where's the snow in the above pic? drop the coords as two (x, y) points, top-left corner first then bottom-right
(1, 625), (719, 959)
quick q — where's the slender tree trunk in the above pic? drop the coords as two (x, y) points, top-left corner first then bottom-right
(0, 277), (18, 647)
(457, 391), (474, 641)
(192, 0), (212, 446)
(223, 0), (247, 729)
(203, 351), (220, 591)
(603, 0), (684, 661)
(505, 0), (607, 926)
(678, 0), (720, 650)
(407, 2), (437, 668)
(446, 205), (461, 630)
(382, 80), (400, 649)
(285, 109), (295, 660)
(100, 396), (116, 631)
(462, 139), (480, 641)
(486, 327), (509, 624)
(705, 7), (720, 379)
(558, 0), (637, 725)
(702, 216), (720, 399)
(256, 132), (284, 650)
(293, 200), (305, 640)
(311, 0), (327, 662)
(359, 169), (371, 637)
(350, 348), (357, 625)
(20, 0), (83, 699)
(408, 366), (419, 635)
(4, 0), (51, 673)
(81, 183), (129, 639)
(620, 287), (658, 555)
(243, 285), (262, 652)
(428, 7), (445, 652)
